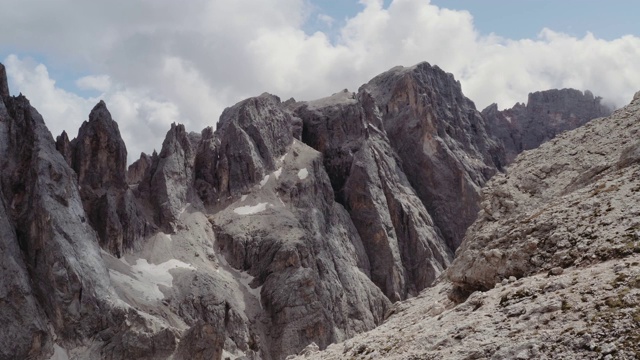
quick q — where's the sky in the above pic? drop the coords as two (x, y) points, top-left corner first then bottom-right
(1, 0), (639, 163)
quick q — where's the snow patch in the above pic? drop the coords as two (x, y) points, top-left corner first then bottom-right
(505, 115), (512, 123)
(238, 272), (263, 309)
(233, 203), (269, 215)
(259, 174), (269, 188)
(297, 168), (309, 180)
(109, 258), (195, 301)
(178, 203), (189, 217)
(241, 194), (248, 202)
(48, 344), (69, 360)
(274, 167), (282, 179)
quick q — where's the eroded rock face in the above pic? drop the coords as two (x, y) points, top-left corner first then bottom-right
(208, 94), (390, 359)
(0, 59), (625, 360)
(482, 88), (612, 163)
(448, 91), (640, 295)
(362, 62), (505, 250)
(289, 92), (640, 360)
(0, 180), (52, 360)
(127, 152), (153, 185)
(0, 63), (9, 100)
(0, 93), (115, 342)
(68, 101), (151, 256)
(296, 89), (451, 300)
(139, 123), (201, 232)
(195, 93), (294, 207)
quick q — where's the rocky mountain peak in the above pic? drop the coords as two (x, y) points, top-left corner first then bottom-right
(362, 61), (504, 250)
(483, 88), (612, 163)
(0, 59), (630, 360)
(55, 130), (73, 166)
(0, 62), (9, 100)
(72, 100), (128, 189)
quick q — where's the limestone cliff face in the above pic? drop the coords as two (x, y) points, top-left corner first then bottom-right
(204, 93), (390, 359)
(0, 92), (115, 349)
(126, 152), (152, 185)
(449, 91), (640, 295)
(0, 173), (51, 360)
(0, 59), (623, 360)
(66, 101), (152, 256)
(194, 93), (297, 207)
(0, 63), (9, 100)
(296, 89), (451, 301)
(482, 89), (612, 163)
(139, 123), (201, 232)
(362, 62), (505, 250)
(289, 96), (640, 360)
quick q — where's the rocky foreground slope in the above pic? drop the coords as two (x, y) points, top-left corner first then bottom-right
(292, 92), (640, 360)
(0, 61), (613, 360)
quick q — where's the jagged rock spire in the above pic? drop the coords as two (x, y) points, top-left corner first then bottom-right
(0, 62), (9, 100)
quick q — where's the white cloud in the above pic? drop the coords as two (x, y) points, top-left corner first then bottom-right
(317, 14), (335, 28)
(1, 0), (639, 163)
(76, 75), (111, 92)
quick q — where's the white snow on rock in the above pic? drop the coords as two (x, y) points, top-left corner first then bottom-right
(241, 194), (248, 202)
(233, 202), (269, 215)
(109, 258), (195, 301)
(297, 168), (309, 180)
(259, 174), (269, 188)
(274, 167), (282, 179)
(48, 344), (70, 360)
(238, 271), (263, 309)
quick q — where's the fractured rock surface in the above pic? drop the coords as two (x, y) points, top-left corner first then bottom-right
(66, 101), (152, 256)
(296, 89), (451, 300)
(362, 63), (505, 250)
(290, 94), (640, 360)
(483, 88), (612, 163)
(0, 60), (625, 360)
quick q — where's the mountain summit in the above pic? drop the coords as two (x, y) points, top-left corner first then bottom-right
(0, 61), (616, 360)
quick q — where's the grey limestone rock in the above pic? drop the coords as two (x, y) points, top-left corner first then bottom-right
(67, 101), (152, 256)
(126, 152), (153, 185)
(448, 90), (640, 295)
(0, 62), (9, 100)
(208, 93), (391, 359)
(195, 93), (294, 207)
(174, 322), (224, 360)
(141, 123), (201, 232)
(361, 62), (505, 250)
(55, 130), (73, 167)
(0, 92), (115, 343)
(482, 88), (612, 163)
(0, 180), (52, 360)
(296, 89), (452, 300)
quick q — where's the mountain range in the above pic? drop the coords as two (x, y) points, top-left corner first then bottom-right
(0, 60), (622, 360)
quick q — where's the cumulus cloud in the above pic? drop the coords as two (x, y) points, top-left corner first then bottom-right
(1, 0), (639, 162)
(76, 75), (111, 92)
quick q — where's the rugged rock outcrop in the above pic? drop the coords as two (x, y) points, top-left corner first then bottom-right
(65, 101), (152, 256)
(483, 89), (612, 163)
(0, 59), (625, 360)
(449, 91), (640, 295)
(206, 93), (390, 359)
(290, 93), (640, 360)
(0, 90), (115, 349)
(126, 152), (153, 185)
(194, 93), (298, 207)
(362, 62), (505, 250)
(295, 89), (451, 300)
(0, 179), (51, 360)
(138, 124), (201, 232)
(0, 63), (9, 100)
